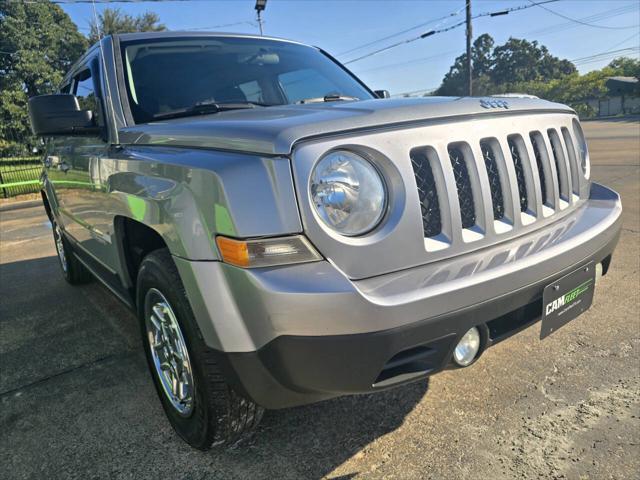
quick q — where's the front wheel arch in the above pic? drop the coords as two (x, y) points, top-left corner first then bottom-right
(113, 215), (168, 298)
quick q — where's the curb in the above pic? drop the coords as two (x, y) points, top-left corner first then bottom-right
(0, 200), (42, 212)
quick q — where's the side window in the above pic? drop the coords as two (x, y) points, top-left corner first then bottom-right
(73, 69), (102, 126)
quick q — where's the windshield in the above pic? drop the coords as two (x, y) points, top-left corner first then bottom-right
(119, 36), (374, 123)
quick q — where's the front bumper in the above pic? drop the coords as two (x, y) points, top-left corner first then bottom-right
(175, 183), (622, 409)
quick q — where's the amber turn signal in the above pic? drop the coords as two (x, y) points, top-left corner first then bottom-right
(216, 236), (251, 267)
(216, 235), (322, 268)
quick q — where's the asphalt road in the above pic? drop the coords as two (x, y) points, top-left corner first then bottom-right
(1, 117), (638, 480)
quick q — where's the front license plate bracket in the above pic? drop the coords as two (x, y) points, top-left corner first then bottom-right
(540, 261), (596, 339)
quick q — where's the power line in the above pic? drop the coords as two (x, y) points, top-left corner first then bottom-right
(572, 47), (640, 63)
(527, 0), (640, 30)
(574, 51), (640, 67)
(343, 0), (561, 65)
(343, 17), (470, 65)
(353, 50), (459, 75)
(572, 47), (640, 66)
(337, 3), (468, 57)
(527, 5), (638, 36)
(587, 31), (640, 59)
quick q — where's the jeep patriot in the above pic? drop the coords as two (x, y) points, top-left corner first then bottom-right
(27, 32), (622, 449)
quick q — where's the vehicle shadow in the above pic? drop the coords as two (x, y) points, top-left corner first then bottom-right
(240, 380), (430, 479)
(0, 254), (429, 480)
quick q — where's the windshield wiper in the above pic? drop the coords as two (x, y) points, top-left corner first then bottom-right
(152, 101), (268, 120)
(296, 94), (359, 104)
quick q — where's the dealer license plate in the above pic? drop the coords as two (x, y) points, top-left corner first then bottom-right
(540, 262), (596, 339)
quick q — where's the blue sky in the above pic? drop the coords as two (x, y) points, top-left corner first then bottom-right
(60, 0), (640, 96)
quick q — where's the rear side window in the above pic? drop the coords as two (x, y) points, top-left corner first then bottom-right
(73, 69), (102, 126)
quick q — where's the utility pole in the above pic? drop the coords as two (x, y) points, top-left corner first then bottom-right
(255, 0), (267, 35)
(466, 0), (473, 96)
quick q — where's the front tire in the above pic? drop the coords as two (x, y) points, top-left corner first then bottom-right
(137, 249), (263, 449)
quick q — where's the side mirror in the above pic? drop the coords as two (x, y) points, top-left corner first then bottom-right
(374, 90), (391, 99)
(28, 94), (100, 137)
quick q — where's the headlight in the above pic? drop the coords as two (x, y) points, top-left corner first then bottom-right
(310, 150), (386, 236)
(572, 119), (590, 178)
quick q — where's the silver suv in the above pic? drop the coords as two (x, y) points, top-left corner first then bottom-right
(28, 32), (622, 449)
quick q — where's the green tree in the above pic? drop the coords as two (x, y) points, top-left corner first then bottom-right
(491, 38), (575, 86)
(607, 57), (640, 78)
(89, 8), (166, 44)
(471, 33), (495, 77)
(0, 1), (87, 154)
(436, 34), (496, 96)
(435, 34), (576, 96)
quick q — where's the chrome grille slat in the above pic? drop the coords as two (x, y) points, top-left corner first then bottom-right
(435, 144), (464, 246)
(530, 131), (561, 213)
(561, 126), (581, 199)
(547, 128), (570, 204)
(530, 133), (549, 206)
(496, 136), (524, 229)
(521, 134), (545, 219)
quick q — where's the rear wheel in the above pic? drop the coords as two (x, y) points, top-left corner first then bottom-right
(137, 249), (263, 449)
(51, 217), (92, 284)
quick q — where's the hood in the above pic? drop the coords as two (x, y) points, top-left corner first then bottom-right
(118, 96), (573, 156)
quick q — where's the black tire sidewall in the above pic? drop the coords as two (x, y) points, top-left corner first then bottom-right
(51, 217), (72, 283)
(136, 251), (217, 449)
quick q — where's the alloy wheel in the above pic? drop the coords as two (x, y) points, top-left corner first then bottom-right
(144, 288), (195, 416)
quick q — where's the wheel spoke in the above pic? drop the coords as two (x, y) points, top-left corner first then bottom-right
(149, 313), (162, 332)
(145, 290), (194, 416)
(171, 373), (179, 396)
(178, 377), (189, 401)
(152, 305), (167, 324)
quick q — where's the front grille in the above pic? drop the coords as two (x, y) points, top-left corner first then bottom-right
(403, 114), (584, 253)
(411, 149), (442, 237)
(508, 136), (529, 212)
(480, 140), (505, 220)
(448, 146), (476, 229)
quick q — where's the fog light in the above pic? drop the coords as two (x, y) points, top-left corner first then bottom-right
(453, 327), (481, 367)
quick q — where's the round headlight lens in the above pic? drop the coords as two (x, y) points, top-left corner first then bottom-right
(310, 150), (386, 236)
